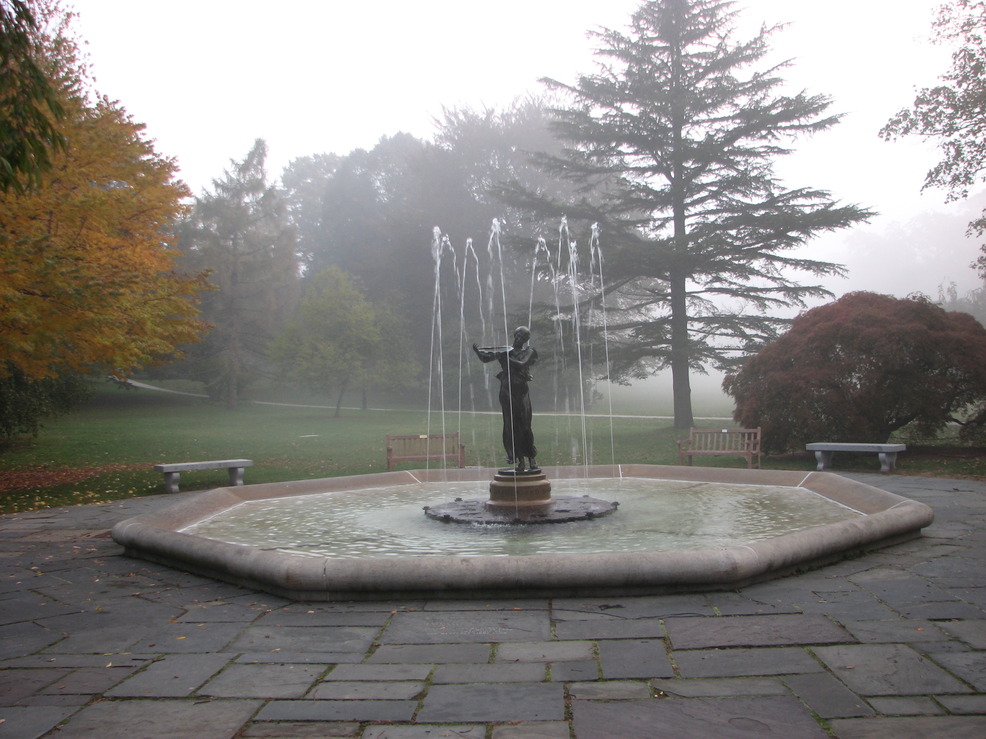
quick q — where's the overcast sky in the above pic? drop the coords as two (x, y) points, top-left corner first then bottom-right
(71, 0), (982, 299)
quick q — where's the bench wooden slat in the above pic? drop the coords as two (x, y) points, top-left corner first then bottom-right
(677, 428), (761, 469)
(386, 433), (465, 471)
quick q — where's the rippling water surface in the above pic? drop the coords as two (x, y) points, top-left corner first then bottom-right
(182, 478), (861, 558)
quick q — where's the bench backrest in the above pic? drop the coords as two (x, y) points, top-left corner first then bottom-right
(386, 433), (465, 469)
(688, 428), (761, 452)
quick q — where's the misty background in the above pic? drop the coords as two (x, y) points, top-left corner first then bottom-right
(69, 0), (986, 414)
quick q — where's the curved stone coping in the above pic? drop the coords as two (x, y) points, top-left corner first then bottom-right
(111, 465), (934, 600)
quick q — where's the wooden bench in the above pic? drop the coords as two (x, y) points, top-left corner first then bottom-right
(677, 428), (762, 469)
(153, 459), (253, 493)
(386, 433), (465, 471)
(806, 443), (906, 473)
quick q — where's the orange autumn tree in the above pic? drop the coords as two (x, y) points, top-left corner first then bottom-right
(0, 2), (207, 386)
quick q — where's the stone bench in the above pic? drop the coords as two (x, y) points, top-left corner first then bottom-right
(153, 459), (253, 493)
(386, 433), (465, 471)
(806, 443), (906, 473)
(677, 428), (761, 469)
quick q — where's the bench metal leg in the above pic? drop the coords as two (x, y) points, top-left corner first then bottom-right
(814, 451), (833, 471)
(163, 472), (180, 494)
(227, 467), (245, 486)
(878, 452), (897, 473)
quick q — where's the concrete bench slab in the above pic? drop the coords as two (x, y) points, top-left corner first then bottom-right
(153, 459), (253, 493)
(806, 443), (906, 473)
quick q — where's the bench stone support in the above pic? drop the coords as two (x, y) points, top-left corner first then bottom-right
(162, 471), (181, 494)
(228, 466), (246, 487)
(877, 452), (899, 474)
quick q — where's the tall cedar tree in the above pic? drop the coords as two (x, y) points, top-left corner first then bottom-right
(178, 140), (299, 408)
(0, 2), (206, 383)
(724, 292), (986, 451)
(529, 0), (871, 427)
(881, 0), (986, 276)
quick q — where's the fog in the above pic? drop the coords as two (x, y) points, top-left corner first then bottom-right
(66, 0), (985, 417)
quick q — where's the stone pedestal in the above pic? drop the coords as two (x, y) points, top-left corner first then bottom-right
(487, 470), (552, 510)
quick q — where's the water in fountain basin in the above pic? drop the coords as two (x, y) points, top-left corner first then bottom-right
(182, 478), (861, 559)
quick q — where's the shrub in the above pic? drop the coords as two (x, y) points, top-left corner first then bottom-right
(723, 292), (986, 452)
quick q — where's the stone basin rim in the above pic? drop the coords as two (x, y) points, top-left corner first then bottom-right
(110, 464), (935, 601)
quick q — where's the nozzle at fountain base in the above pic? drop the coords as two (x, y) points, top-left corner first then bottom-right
(423, 470), (618, 524)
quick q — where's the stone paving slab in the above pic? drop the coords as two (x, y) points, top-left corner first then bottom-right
(363, 726), (484, 739)
(568, 680), (651, 700)
(842, 618), (949, 644)
(104, 653), (232, 697)
(365, 644), (491, 663)
(0, 705), (75, 739)
(674, 646), (825, 678)
(380, 610), (550, 644)
(551, 617), (666, 640)
(572, 695), (829, 738)
(650, 676), (789, 697)
(416, 683), (565, 722)
(309, 680), (425, 700)
(664, 612), (851, 648)
(782, 671), (875, 718)
(431, 662), (545, 683)
(551, 594), (712, 620)
(867, 695), (944, 715)
(199, 663), (325, 698)
(324, 664), (433, 681)
(237, 651), (364, 665)
(598, 638), (675, 679)
(926, 650), (986, 691)
(812, 643), (974, 695)
(242, 722), (360, 737)
(548, 660), (597, 681)
(229, 625), (379, 653)
(495, 640), (593, 662)
(829, 715), (986, 738)
(490, 722), (570, 739)
(52, 697), (262, 738)
(256, 699), (417, 722)
(937, 694), (986, 714)
(0, 621), (62, 659)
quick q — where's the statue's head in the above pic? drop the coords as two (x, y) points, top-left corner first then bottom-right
(513, 326), (531, 346)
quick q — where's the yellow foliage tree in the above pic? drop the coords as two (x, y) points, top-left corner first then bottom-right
(0, 2), (207, 380)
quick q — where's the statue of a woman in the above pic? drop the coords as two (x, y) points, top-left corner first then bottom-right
(473, 326), (539, 472)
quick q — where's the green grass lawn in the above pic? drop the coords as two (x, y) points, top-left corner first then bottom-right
(1, 381), (983, 513)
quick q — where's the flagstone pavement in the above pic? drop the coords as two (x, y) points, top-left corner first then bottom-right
(1, 472), (984, 738)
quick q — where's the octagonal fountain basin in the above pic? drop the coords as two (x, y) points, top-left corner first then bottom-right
(111, 465), (934, 601)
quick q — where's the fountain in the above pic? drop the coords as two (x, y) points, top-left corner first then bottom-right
(111, 222), (934, 600)
(112, 464), (933, 600)
(423, 325), (618, 524)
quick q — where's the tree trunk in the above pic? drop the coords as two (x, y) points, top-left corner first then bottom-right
(669, 269), (693, 429)
(668, 8), (693, 430)
(334, 381), (348, 418)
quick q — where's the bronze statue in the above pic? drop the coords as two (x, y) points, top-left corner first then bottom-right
(473, 326), (539, 473)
